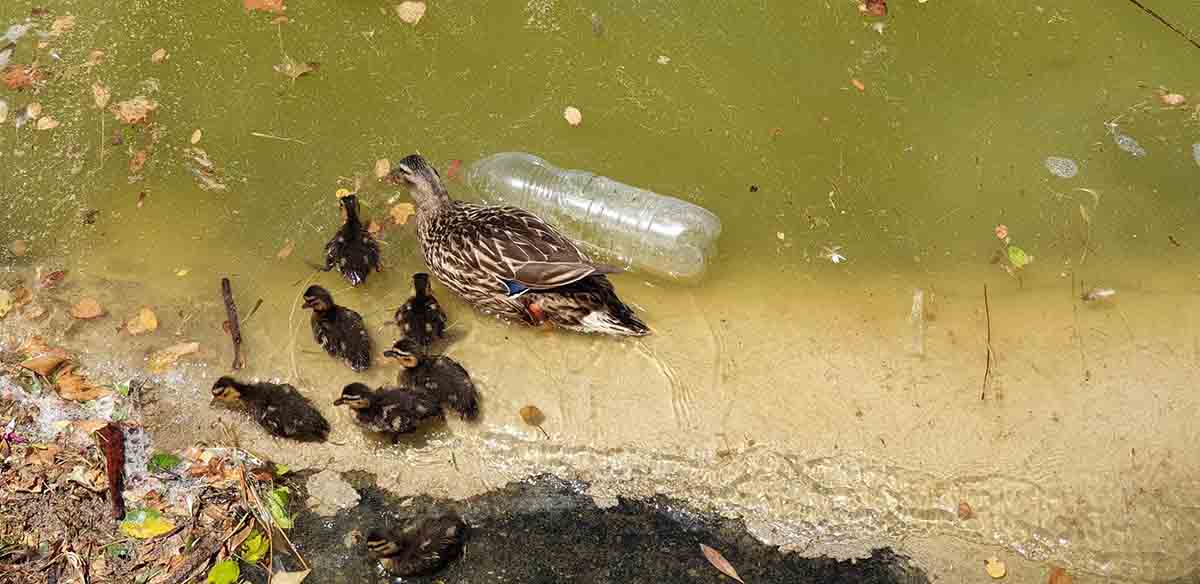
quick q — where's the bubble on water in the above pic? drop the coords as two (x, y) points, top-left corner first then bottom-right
(1113, 133), (1146, 157)
(1044, 156), (1079, 178)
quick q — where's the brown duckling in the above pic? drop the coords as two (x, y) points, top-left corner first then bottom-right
(365, 512), (468, 577)
(394, 272), (447, 355)
(384, 338), (478, 420)
(302, 285), (372, 372)
(210, 376), (330, 442)
(324, 193), (381, 287)
(333, 382), (443, 442)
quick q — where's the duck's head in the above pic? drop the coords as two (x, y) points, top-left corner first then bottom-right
(412, 272), (431, 296)
(210, 376), (243, 402)
(387, 154), (447, 210)
(334, 383), (373, 409)
(382, 338), (421, 368)
(302, 285), (334, 311)
(364, 529), (403, 558)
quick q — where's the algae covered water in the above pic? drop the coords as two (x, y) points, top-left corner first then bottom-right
(2, 1), (1200, 582)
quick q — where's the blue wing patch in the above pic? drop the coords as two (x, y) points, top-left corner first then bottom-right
(502, 280), (529, 297)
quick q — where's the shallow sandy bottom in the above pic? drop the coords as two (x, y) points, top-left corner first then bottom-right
(3, 250), (1197, 584)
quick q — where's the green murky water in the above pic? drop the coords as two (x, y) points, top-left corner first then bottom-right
(3, 1), (1199, 582)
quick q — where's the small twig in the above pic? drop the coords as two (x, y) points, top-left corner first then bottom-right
(221, 278), (245, 370)
(980, 284), (994, 400)
(250, 132), (308, 145)
(1124, 0), (1200, 50)
(241, 299), (265, 326)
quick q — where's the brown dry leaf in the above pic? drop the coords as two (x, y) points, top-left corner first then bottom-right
(27, 444), (62, 466)
(274, 57), (318, 80)
(150, 48), (168, 63)
(957, 501), (974, 520)
(18, 337), (70, 376)
(374, 158), (391, 178)
(71, 297), (105, 320)
(36, 116), (59, 130)
(10, 240), (28, 256)
(125, 307), (159, 335)
(86, 50), (106, 66)
(519, 405), (545, 425)
(245, 0), (286, 14)
(22, 304), (47, 321)
(50, 15), (76, 36)
(3, 65), (40, 91)
(366, 220), (383, 236)
(389, 203), (416, 225)
(190, 128), (202, 144)
(25, 102), (42, 119)
(1160, 93), (1186, 106)
(55, 364), (113, 401)
(276, 239), (295, 259)
(129, 149), (149, 174)
(92, 81), (112, 109)
(111, 96), (159, 124)
(563, 106), (583, 126)
(851, 78), (866, 92)
(11, 286), (32, 308)
(699, 544), (744, 584)
(1048, 566), (1073, 584)
(38, 269), (66, 289)
(859, 0), (887, 17)
(271, 570), (311, 584)
(147, 341), (200, 373)
(73, 419), (109, 435)
(395, 1), (427, 24)
(0, 290), (12, 319)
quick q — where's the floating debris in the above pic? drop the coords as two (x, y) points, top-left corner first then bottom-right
(564, 106), (583, 126)
(821, 245), (847, 264)
(0, 98), (7, 123)
(395, 1), (427, 25)
(1044, 156), (1078, 178)
(984, 556), (1007, 579)
(3, 23), (33, 44)
(0, 45), (12, 69)
(1081, 287), (1115, 302)
(699, 544), (744, 584)
(1113, 132), (1146, 157)
(1159, 93), (1186, 106)
(1193, 143), (1199, 167)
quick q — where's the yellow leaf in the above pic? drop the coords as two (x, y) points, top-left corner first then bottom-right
(50, 15), (76, 37)
(91, 82), (111, 109)
(119, 508), (176, 539)
(71, 297), (105, 319)
(389, 203), (415, 225)
(125, 307), (159, 335)
(111, 96), (159, 124)
(150, 48), (168, 63)
(374, 158), (391, 178)
(36, 116), (59, 130)
(395, 2), (427, 24)
(190, 129), (202, 144)
(276, 239), (295, 259)
(148, 342), (200, 373)
(985, 556), (1006, 579)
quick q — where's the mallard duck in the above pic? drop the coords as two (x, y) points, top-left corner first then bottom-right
(324, 193), (381, 287)
(387, 154), (649, 336)
(394, 272), (447, 354)
(302, 285), (372, 372)
(210, 376), (330, 442)
(366, 512), (468, 577)
(384, 338), (478, 420)
(334, 382), (442, 441)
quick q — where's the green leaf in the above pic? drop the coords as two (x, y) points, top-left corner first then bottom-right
(104, 542), (130, 559)
(274, 463), (290, 476)
(267, 487), (293, 529)
(206, 559), (240, 584)
(119, 508), (176, 539)
(114, 380), (131, 397)
(240, 530), (269, 563)
(1006, 245), (1031, 269)
(147, 452), (181, 472)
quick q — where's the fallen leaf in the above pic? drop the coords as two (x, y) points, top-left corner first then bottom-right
(271, 570), (310, 584)
(119, 508), (176, 539)
(50, 15), (76, 37)
(91, 82), (111, 109)
(18, 337), (70, 376)
(37, 269), (66, 289)
(389, 202), (415, 225)
(267, 486), (294, 529)
(27, 444), (61, 466)
(271, 15), (290, 24)
(276, 239), (295, 259)
(35, 116), (58, 130)
(563, 106), (583, 126)
(240, 530), (269, 563)
(519, 405), (545, 425)
(395, 1), (427, 24)
(137, 192), (147, 208)
(22, 304), (47, 320)
(55, 364), (113, 401)
(700, 544), (744, 584)
(86, 50), (106, 66)
(25, 102), (42, 119)
(125, 307), (159, 335)
(274, 57), (318, 80)
(244, 0), (286, 14)
(10, 240), (28, 256)
(1006, 245), (1031, 269)
(147, 342), (200, 373)
(1160, 93), (1186, 106)
(3, 65), (40, 90)
(111, 96), (159, 124)
(71, 297), (105, 319)
(72, 419), (109, 437)
(851, 78), (866, 92)
(0, 290), (11, 318)
(150, 48), (168, 63)
(129, 149), (149, 173)
(985, 556), (1006, 579)
(957, 501), (974, 520)
(859, 0), (887, 17)
(11, 286), (31, 308)
(1048, 566), (1073, 584)
(190, 128), (202, 144)
(374, 158), (391, 178)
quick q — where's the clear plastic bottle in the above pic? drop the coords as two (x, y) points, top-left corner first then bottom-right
(465, 152), (721, 281)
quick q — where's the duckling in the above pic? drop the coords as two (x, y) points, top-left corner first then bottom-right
(384, 338), (479, 420)
(334, 382), (443, 441)
(324, 193), (381, 287)
(365, 512), (468, 577)
(394, 272), (447, 354)
(210, 376), (330, 442)
(302, 285), (372, 372)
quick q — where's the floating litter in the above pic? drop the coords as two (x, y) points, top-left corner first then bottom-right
(1044, 156), (1078, 178)
(1192, 143), (1199, 167)
(1113, 133), (1146, 157)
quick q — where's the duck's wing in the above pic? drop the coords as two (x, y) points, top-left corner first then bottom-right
(455, 204), (621, 291)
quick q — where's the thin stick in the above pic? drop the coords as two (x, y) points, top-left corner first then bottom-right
(250, 131), (308, 145)
(980, 284), (993, 400)
(1124, 0), (1200, 50)
(221, 278), (245, 370)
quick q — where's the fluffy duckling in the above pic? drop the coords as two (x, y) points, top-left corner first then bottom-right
(334, 382), (443, 441)
(394, 272), (447, 355)
(384, 338), (478, 420)
(210, 376), (330, 442)
(303, 285), (372, 372)
(324, 193), (381, 287)
(366, 512), (468, 577)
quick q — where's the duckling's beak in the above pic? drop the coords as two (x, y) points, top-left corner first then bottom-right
(301, 297), (317, 309)
(382, 349), (399, 358)
(333, 397), (347, 406)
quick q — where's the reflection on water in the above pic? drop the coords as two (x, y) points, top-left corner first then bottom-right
(2, 1), (1199, 582)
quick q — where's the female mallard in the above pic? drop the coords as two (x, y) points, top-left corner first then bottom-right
(210, 377), (330, 442)
(302, 285), (372, 372)
(324, 193), (381, 287)
(387, 154), (649, 336)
